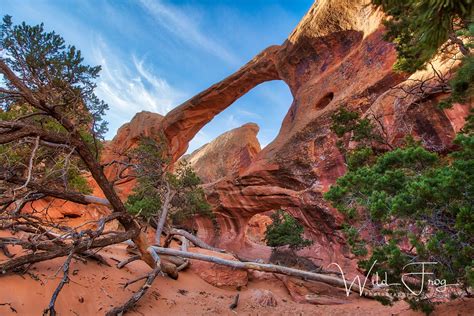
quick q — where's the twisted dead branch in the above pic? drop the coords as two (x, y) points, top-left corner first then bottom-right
(150, 246), (367, 294)
(43, 249), (75, 316)
(106, 249), (162, 316)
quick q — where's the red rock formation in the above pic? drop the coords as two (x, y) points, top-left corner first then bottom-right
(159, 0), (471, 275)
(182, 123), (261, 183)
(102, 111), (164, 199)
(24, 0), (470, 279)
(245, 213), (272, 245)
(187, 248), (248, 288)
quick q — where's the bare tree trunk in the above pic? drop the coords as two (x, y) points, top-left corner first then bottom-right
(150, 247), (367, 294)
(167, 228), (224, 253)
(154, 182), (175, 245)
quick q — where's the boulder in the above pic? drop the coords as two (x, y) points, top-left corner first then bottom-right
(250, 289), (278, 307)
(187, 248), (248, 289)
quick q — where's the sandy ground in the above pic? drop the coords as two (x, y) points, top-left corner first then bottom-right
(0, 243), (472, 316)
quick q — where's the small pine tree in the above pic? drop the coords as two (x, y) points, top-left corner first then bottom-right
(264, 210), (312, 250)
(125, 137), (214, 238)
(325, 109), (474, 313)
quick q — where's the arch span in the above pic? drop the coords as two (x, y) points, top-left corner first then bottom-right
(161, 46), (282, 161)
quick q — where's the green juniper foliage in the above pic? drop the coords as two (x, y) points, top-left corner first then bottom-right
(371, 0), (473, 73)
(126, 137), (213, 229)
(439, 24), (474, 108)
(327, 2), (474, 307)
(265, 210), (312, 250)
(0, 15), (109, 138)
(330, 108), (389, 170)
(325, 109), (474, 313)
(0, 15), (111, 195)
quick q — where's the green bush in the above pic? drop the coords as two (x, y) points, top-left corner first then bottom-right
(265, 210), (312, 250)
(125, 137), (214, 229)
(325, 109), (474, 313)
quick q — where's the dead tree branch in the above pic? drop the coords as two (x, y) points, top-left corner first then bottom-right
(166, 228), (225, 253)
(117, 255), (141, 269)
(0, 228), (138, 273)
(106, 249), (162, 316)
(150, 247), (368, 294)
(43, 249), (74, 316)
(13, 136), (40, 193)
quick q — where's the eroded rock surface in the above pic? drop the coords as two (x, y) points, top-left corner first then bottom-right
(159, 0), (471, 275)
(182, 123), (261, 183)
(102, 111), (165, 199)
(25, 0), (471, 279)
(188, 248), (248, 288)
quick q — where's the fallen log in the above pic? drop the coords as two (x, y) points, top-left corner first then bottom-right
(150, 247), (368, 294)
(0, 229), (138, 274)
(166, 229), (224, 253)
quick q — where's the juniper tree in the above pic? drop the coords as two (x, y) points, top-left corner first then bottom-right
(125, 137), (213, 244)
(325, 109), (474, 314)
(372, 0), (473, 72)
(264, 210), (312, 250)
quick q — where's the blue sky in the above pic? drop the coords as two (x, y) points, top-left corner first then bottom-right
(2, 0), (311, 152)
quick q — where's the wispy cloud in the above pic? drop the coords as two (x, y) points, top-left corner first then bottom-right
(224, 114), (242, 129)
(138, 0), (239, 65)
(236, 108), (261, 119)
(91, 37), (186, 137)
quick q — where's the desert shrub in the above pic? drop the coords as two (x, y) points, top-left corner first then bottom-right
(264, 210), (312, 250)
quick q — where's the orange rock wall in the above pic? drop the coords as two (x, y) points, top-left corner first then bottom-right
(159, 0), (471, 273)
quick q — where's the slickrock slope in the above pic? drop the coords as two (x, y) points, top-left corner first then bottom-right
(182, 123), (261, 183)
(159, 0), (471, 273)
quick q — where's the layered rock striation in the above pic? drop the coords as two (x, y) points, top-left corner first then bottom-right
(181, 123), (261, 183)
(27, 0), (470, 276)
(158, 0), (471, 272)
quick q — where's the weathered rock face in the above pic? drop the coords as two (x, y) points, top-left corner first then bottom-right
(159, 0), (471, 274)
(23, 0), (470, 277)
(245, 213), (272, 245)
(182, 123), (261, 183)
(188, 248), (248, 288)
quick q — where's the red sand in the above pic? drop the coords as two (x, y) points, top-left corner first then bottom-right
(1, 244), (472, 315)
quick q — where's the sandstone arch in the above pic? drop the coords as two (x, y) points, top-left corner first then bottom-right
(162, 46), (282, 161)
(156, 0), (390, 268)
(157, 0), (469, 272)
